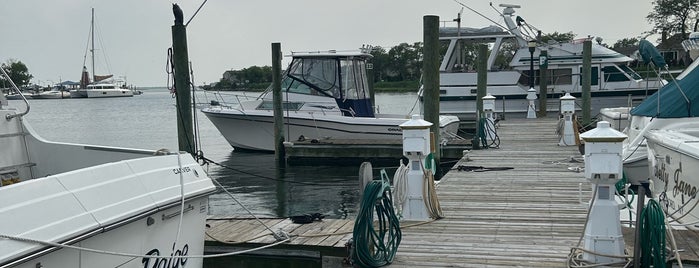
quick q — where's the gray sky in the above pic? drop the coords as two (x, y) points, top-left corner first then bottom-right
(2, 0), (654, 87)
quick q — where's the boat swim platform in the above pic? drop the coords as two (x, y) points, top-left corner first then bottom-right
(204, 117), (699, 267)
(283, 138), (471, 166)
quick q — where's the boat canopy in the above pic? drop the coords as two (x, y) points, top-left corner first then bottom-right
(286, 54), (374, 117)
(630, 63), (698, 118)
(638, 39), (666, 67)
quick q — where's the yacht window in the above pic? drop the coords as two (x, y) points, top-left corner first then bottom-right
(602, 66), (630, 82)
(341, 59), (370, 100)
(288, 58), (340, 98)
(551, 69), (572, 85)
(618, 65), (642, 80)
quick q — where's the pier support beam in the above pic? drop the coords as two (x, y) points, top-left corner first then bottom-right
(582, 40), (592, 126)
(538, 49), (548, 117)
(423, 15), (441, 175)
(272, 42), (285, 167)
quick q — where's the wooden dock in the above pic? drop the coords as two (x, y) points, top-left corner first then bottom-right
(283, 138), (471, 166)
(204, 117), (699, 267)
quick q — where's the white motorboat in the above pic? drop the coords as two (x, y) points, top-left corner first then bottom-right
(646, 127), (699, 230)
(70, 9), (132, 99)
(621, 41), (699, 184)
(30, 88), (71, 99)
(202, 50), (461, 152)
(0, 69), (215, 267)
(422, 4), (663, 120)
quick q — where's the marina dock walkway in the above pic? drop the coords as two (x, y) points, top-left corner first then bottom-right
(390, 117), (589, 267)
(204, 117), (699, 267)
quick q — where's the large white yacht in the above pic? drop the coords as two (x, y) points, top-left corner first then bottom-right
(422, 4), (663, 120)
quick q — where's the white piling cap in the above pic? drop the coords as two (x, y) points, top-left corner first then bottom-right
(526, 88), (537, 100)
(399, 114), (433, 129)
(483, 93), (496, 100)
(560, 92), (576, 100)
(579, 121), (627, 142)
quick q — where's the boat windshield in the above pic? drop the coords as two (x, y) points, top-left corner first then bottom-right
(286, 57), (370, 100)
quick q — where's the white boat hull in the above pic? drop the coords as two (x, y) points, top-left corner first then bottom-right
(646, 128), (699, 230)
(203, 108), (460, 151)
(0, 108), (215, 267)
(86, 89), (134, 98)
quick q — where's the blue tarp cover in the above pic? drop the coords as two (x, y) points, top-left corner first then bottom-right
(639, 39), (666, 67)
(630, 65), (698, 118)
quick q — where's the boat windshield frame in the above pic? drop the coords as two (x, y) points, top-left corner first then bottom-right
(285, 56), (371, 101)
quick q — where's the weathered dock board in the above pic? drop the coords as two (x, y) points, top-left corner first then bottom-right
(204, 117), (699, 267)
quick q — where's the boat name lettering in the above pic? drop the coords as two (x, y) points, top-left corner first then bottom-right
(653, 159), (670, 192)
(388, 128), (401, 132)
(141, 244), (189, 268)
(672, 162), (698, 199)
(173, 167), (191, 175)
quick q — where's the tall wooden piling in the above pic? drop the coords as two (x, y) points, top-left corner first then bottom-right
(171, 6), (195, 155)
(423, 15), (441, 173)
(582, 40), (592, 125)
(538, 49), (548, 117)
(272, 43), (285, 166)
(476, 44), (488, 148)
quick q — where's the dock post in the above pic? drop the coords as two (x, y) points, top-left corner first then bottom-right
(171, 5), (195, 155)
(558, 93), (576, 146)
(538, 49), (548, 117)
(579, 121), (627, 264)
(399, 115), (433, 221)
(423, 15), (441, 175)
(482, 94), (497, 145)
(476, 44), (488, 146)
(272, 43), (285, 166)
(582, 40), (592, 126)
(526, 88), (537, 119)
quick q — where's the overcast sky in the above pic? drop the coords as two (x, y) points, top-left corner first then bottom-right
(1, 0), (655, 87)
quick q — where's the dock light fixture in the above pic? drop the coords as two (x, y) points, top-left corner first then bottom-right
(399, 115), (433, 221)
(579, 121), (628, 264)
(528, 40), (536, 89)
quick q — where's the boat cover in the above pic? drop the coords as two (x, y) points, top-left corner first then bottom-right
(638, 39), (666, 67)
(630, 62), (698, 118)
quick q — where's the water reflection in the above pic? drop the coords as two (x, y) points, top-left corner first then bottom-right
(207, 151), (361, 219)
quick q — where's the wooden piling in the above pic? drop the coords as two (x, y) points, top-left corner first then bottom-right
(272, 43), (285, 166)
(582, 40), (592, 125)
(538, 49), (548, 117)
(423, 15), (441, 173)
(171, 14), (194, 154)
(476, 44), (487, 117)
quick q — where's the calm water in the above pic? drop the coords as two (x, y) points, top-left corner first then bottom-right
(8, 89), (421, 219)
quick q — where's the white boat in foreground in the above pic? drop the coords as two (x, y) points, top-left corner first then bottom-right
(0, 71), (215, 267)
(423, 4), (663, 120)
(621, 42), (699, 184)
(203, 50), (461, 152)
(646, 128), (699, 230)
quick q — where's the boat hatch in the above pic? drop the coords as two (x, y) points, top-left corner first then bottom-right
(286, 56), (374, 117)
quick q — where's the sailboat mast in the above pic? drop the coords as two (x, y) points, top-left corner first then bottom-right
(91, 8), (95, 83)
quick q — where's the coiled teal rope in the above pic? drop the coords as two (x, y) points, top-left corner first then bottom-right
(352, 172), (402, 267)
(639, 199), (666, 268)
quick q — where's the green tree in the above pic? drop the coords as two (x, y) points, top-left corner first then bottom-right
(612, 38), (640, 49)
(369, 46), (390, 82)
(647, 0), (699, 39)
(540, 31), (576, 43)
(1, 59), (33, 88)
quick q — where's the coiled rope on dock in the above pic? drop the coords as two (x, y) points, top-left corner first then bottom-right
(352, 172), (401, 267)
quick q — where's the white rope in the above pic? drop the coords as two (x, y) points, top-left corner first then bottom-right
(391, 161), (408, 218)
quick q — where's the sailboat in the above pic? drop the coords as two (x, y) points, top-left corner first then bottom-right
(70, 8), (133, 98)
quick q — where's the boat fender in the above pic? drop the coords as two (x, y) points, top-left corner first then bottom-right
(424, 153), (436, 174)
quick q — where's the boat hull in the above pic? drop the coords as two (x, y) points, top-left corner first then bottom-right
(202, 108), (460, 151)
(646, 128), (699, 230)
(86, 89), (134, 98)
